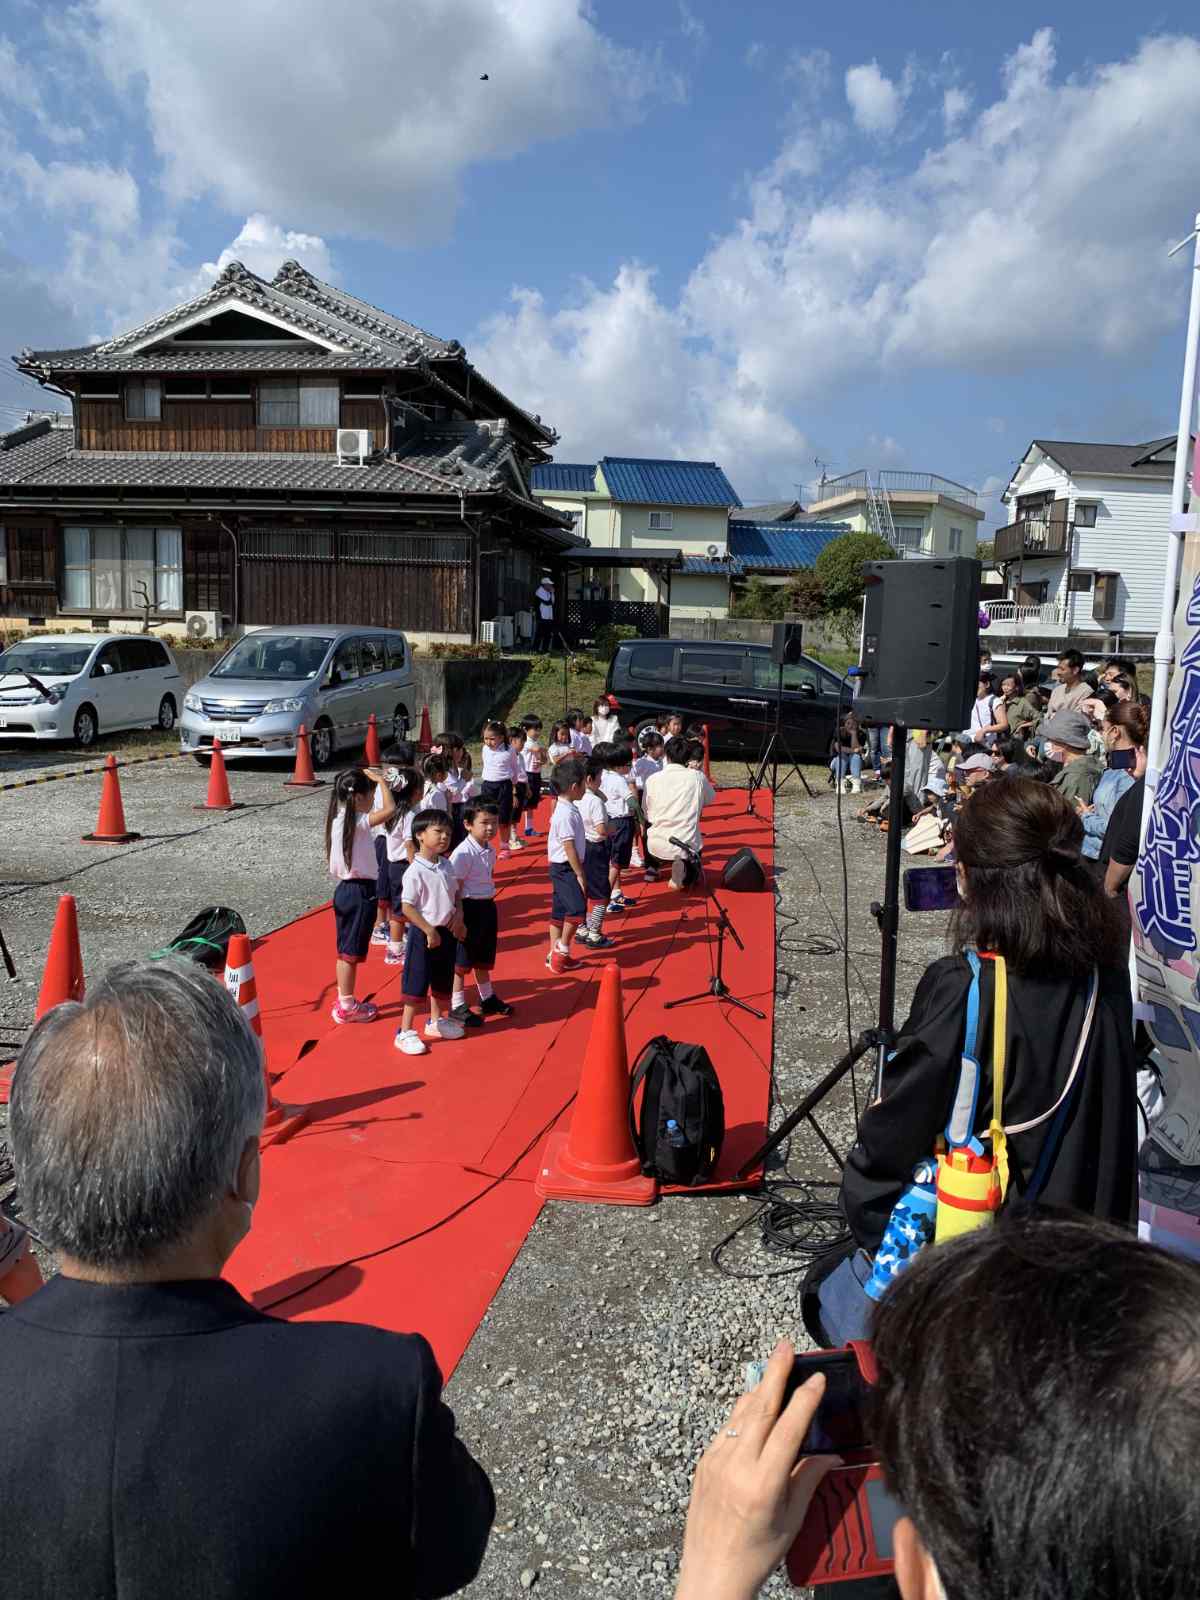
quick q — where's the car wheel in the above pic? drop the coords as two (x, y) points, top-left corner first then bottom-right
(634, 717), (658, 750)
(73, 704), (98, 750)
(310, 719), (336, 769)
(193, 754), (212, 767)
(392, 705), (409, 745)
(157, 695), (177, 732)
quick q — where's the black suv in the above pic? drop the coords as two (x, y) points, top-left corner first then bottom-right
(605, 638), (846, 761)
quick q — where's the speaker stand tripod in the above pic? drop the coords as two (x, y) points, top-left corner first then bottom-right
(737, 726), (909, 1175)
(664, 862), (765, 1020)
(747, 657), (815, 812)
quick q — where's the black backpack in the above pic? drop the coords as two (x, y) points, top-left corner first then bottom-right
(150, 906), (247, 971)
(628, 1035), (725, 1186)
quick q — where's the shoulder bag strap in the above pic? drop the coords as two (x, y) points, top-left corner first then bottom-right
(943, 951), (984, 1148)
(1004, 968), (1100, 1136)
(987, 955), (1010, 1200)
(628, 1039), (664, 1149)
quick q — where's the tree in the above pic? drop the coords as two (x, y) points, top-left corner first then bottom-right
(813, 530), (896, 614)
(787, 568), (826, 619)
(977, 539), (995, 565)
(731, 576), (791, 620)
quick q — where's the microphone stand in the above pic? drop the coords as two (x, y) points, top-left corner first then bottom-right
(663, 839), (765, 1020)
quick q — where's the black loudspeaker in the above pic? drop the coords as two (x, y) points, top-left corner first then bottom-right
(771, 621), (804, 666)
(854, 558), (980, 730)
(722, 846), (767, 892)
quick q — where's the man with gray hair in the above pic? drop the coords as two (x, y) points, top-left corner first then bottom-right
(1, 959), (494, 1600)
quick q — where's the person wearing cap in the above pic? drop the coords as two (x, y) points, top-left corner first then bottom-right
(955, 749), (994, 792)
(1042, 708), (1102, 807)
(534, 569), (556, 653)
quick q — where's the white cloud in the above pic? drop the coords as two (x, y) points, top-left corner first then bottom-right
(845, 60), (904, 135)
(473, 30), (1200, 496)
(678, 2), (707, 49)
(81, 0), (675, 244)
(189, 215), (336, 295)
(942, 85), (971, 130)
(0, 137), (138, 233)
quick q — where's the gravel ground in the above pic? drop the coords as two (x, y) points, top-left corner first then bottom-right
(0, 742), (951, 1596)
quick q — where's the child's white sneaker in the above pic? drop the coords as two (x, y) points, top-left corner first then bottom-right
(394, 1029), (428, 1055)
(425, 1016), (465, 1041)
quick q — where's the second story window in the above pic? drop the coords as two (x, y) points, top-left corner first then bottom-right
(257, 379), (339, 428)
(1074, 502), (1098, 528)
(125, 379), (162, 421)
(948, 527), (963, 553)
(648, 510), (673, 530)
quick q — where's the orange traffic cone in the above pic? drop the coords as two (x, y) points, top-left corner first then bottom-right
(701, 723), (713, 783)
(535, 964), (657, 1206)
(364, 713), (382, 765)
(284, 724), (324, 788)
(82, 755), (140, 844)
(197, 739), (242, 810)
(224, 933), (309, 1149)
(35, 894), (85, 1019)
(416, 705), (433, 753)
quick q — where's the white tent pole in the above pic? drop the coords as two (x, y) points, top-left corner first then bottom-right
(1140, 213), (1200, 846)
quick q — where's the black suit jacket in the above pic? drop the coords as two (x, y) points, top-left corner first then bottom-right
(0, 1275), (494, 1600)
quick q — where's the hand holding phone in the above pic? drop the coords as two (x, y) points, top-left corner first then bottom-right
(676, 1342), (839, 1600)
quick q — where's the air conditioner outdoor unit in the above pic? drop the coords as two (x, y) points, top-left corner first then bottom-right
(515, 609), (533, 641)
(480, 620), (499, 645)
(185, 610), (224, 641)
(495, 615), (514, 649)
(336, 428), (372, 466)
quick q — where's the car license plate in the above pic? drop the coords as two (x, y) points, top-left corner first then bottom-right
(212, 724), (242, 743)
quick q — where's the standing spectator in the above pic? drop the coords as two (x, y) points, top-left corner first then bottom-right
(591, 695), (620, 742)
(1041, 708), (1103, 807)
(1047, 648), (1093, 715)
(1101, 737), (1149, 899)
(1020, 651), (1048, 689)
(644, 735), (715, 889)
(533, 569), (556, 653)
(998, 670), (1041, 743)
(3, 960), (494, 1600)
(977, 647), (996, 690)
(967, 670), (1008, 745)
(1079, 701), (1148, 862)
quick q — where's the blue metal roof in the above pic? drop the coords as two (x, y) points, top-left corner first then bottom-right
(599, 456), (741, 508)
(530, 462), (596, 493)
(678, 521), (845, 577)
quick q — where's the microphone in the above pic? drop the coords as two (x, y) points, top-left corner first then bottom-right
(669, 835), (701, 857)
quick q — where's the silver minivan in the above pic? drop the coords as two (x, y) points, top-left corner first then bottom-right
(180, 625), (413, 766)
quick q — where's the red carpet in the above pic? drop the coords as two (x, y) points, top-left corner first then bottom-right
(12, 789), (776, 1376)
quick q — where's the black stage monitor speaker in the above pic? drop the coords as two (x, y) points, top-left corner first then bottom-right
(771, 621), (804, 667)
(854, 558), (980, 730)
(722, 846), (767, 893)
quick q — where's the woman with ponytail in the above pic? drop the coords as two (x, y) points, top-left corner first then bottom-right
(835, 778), (1138, 1278)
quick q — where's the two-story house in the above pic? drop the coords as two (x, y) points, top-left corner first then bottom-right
(531, 457), (741, 623)
(0, 259), (577, 644)
(804, 469), (984, 558)
(993, 437), (1192, 650)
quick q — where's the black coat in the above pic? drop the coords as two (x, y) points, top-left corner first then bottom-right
(0, 1275), (494, 1600)
(841, 954), (1139, 1252)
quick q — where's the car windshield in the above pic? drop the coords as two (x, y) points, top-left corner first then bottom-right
(211, 635), (333, 681)
(0, 639), (94, 678)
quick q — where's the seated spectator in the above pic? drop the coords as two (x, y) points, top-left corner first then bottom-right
(1047, 648), (1092, 715)
(1040, 708), (1103, 807)
(991, 734), (1037, 777)
(2, 960), (493, 1600)
(644, 734), (715, 888)
(830, 710), (864, 794)
(860, 731), (945, 829)
(1080, 701), (1149, 863)
(677, 1216), (1200, 1600)
(823, 777), (1136, 1343)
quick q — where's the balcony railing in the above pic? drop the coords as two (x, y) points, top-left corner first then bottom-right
(818, 469), (978, 507)
(983, 600), (1068, 635)
(994, 517), (1071, 563)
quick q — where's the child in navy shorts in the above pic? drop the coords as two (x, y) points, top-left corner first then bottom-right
(546, 757), (588, 974)
(599, 741), (637, 912)
(382, 767), (422, 966)
(521, 714), (545, 835)
(326, 766), (394, 1025)
(395, 809), (467, 1055)
(448, 804), (514, 1027)
(576, 756), (614, 948)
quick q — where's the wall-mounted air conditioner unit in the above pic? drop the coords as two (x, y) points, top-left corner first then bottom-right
(336, 428), (372, 466)
(185, 610), (224, 641)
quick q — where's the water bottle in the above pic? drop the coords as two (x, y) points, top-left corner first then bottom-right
(665, 1118), (688, 1150)
(865, 1160), (938, 1302)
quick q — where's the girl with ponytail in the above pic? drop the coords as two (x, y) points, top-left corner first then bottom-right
(325, 766), (393, 1024)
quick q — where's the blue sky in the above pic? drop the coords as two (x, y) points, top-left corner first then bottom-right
(2, 2), (1200, 529)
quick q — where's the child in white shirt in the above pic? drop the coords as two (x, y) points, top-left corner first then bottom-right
(421, 753), (452, 814)
(326, 766), (394, 1025)
(576, 758), (615, 948)
(548, 719), (573, 765)
(507, 725), (528, 853)
(546, 759), (588, 973)
(591, 696), (621, 743)
(569, 711), (592, 755)
(448, 804), (514, 1025)
(382, 768), (422, 967)
(599, 744), (637, 911)
(395, 809), (466, 1054)
(521, 715), (545, 836)
(480, 720), (517, 854)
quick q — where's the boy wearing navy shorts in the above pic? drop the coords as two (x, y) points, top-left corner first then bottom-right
(449, 804), (514, 1027)
(576, 756), (614, 948)
(599, 741), (637, 912)
(395, 810), (466, 1055)
(521, 714), (545, 835)
(546, 758), (587, 974)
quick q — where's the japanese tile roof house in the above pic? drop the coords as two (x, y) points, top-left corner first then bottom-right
(0, 259), (578, 642)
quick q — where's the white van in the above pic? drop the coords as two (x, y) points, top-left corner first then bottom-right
(180, 625), (413, 767)
(0, 633), (184, 749)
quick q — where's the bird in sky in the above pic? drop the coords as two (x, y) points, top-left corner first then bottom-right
(480, 73), (489, 81)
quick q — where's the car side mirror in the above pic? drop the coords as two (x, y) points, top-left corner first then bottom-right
(798, 681), (816, 698)
(96, 662), (114, 676)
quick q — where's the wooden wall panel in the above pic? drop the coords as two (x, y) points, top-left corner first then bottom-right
(238, 553), (469, 633)
(77, 400), (337, 454)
